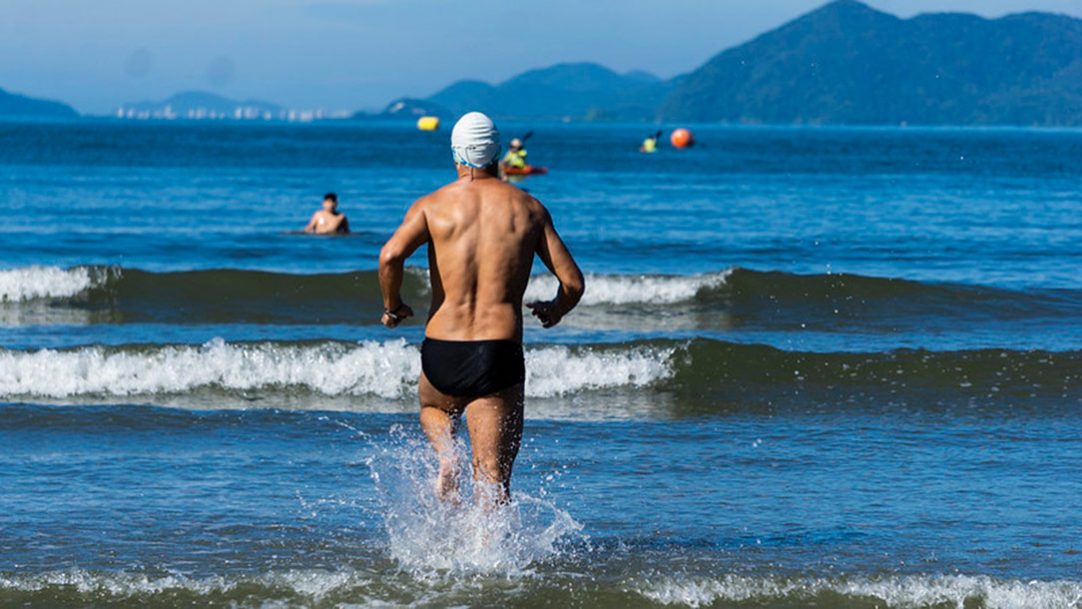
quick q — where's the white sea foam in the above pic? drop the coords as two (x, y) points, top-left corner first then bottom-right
(0, 266), (107, 303)
(0, 569), (235, 596)
(4, 570), (1079, 609)
(0, 568), (382, 602)
(0, 338), (419, 399)
(0, 339), (675, 400)
(526, 344), (674, 397)
(0, 265), (730, 307)
(634, 574), (1082, 609)
(524, 270), (732, 306)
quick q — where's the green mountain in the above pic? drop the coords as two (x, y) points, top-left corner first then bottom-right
(0, 87), (78, 118)
(377, 1), (1082, 126)
(423, 62), (673, 121)
(661, 0), (1082, 125)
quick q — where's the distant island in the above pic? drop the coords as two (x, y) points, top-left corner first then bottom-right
(5, 0), (1082, 126)
(115, 91), (344, 122)
(422, 63), (671, 122)
(0, 87), (78, 119)
(372, 0), (1082, 127)
(355, 98), (450, 122)
(359, 64), (672, 122)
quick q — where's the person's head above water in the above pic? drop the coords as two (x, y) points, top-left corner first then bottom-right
(323, 192), (338, 212)
(509, 138), (523, 151)
(451, 112), (501, 170)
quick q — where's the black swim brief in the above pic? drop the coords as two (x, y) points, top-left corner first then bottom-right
(421, 338), (526, 398)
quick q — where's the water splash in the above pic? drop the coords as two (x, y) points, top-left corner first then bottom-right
(366, 425), (584, 578)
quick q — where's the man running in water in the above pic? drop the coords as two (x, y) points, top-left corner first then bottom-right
(378, 112), (584, 504)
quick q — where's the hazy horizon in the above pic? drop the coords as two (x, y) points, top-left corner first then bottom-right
(2, 0), (1081, 114)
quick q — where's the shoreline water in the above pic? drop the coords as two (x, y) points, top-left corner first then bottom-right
(3, 405), (1081, 607)
(1, 121), (1079, 607)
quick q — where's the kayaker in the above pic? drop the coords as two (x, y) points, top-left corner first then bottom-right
(640, 131), (662, 153)
(501, 138), (528, 171)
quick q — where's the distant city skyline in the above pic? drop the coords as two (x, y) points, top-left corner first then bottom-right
(1, 0), (1080, 114)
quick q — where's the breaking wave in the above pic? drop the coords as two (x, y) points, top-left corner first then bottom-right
(3, 266), (1076, 328)
(633, 573), (1082, 609)
(1, 570), (1078, 608)
(525, 269), (732, 305)
(0, 338), (1077, 413)
(0, 338), (673, 401)
(0, 265), (109, 303)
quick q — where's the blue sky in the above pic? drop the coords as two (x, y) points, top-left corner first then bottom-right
(1, 0), (1080, 114)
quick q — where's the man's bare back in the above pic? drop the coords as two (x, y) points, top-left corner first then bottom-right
(419, 175), (545, 340)
(378, 112), (583, 503)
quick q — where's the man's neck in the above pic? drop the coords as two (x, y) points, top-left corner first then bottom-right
(456, 164), (499, 180)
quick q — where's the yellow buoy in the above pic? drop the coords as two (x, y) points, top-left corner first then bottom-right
(416, 116), (440, 131)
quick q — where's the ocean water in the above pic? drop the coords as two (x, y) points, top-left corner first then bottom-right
(0, 119), (1080, 608)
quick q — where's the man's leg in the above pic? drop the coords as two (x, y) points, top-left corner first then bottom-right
(465, 383), (525, 504)
(419, 373), (466, 501)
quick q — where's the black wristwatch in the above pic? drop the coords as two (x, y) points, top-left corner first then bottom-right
(384, 303), (408, 322)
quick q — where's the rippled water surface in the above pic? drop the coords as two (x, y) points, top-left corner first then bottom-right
(1, 119), (1080, 608)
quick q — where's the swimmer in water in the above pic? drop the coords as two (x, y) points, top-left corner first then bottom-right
(304, 192), (350, 235)
(379, 112), (584, 505)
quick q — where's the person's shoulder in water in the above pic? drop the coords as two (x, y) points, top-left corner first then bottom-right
(304, 192), (350, 235)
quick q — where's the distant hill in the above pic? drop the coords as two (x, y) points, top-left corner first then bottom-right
(661, 0), (1082, 125)
(421, 62), (673, 121)
(367, 1), (1082, 126)
(117, 91), (284, 120)
(0, 87), (78, 118)
(354, 97), (450, 121)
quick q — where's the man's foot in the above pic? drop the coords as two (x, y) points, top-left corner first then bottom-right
(473, 478), (512, 511)
(435, 457), (461, 504)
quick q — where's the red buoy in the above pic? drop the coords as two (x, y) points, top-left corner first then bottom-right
(670, 128), (694, 149)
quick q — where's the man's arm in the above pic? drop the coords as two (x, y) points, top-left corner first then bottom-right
(324, 213), (347, 233)
(527, 206), (584, 328)
(378, 198), (429, 328)
(303, 212), (319, 233)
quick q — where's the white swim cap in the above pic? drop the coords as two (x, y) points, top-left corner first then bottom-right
(451, 112), (501, 168)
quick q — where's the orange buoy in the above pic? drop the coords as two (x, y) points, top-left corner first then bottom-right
(670, 128), (694, 149)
